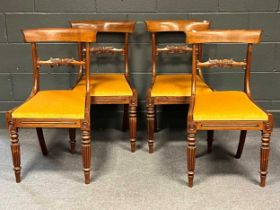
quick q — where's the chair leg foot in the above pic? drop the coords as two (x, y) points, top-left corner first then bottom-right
(81, 129), (91, 184)
(69, 128), (76, 154)
(9, 128), (21, 183)
(235, 130), (247, 159)
(187, 131), (196, 187)
(129, 105), (137, 153)
(147, 104), (155, 153)
(207, 130), (214, 153)
(260, 132), (271, 187)
(36, 128), (48, 156)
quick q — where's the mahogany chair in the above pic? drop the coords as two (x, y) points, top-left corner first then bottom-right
(145, 20), (214, 153)
(70, 21), (138, 152)
(186, 30), (273, 187)
(6, 28), (96, 184)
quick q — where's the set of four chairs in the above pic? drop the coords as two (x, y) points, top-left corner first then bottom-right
(6, 20), (273, 187)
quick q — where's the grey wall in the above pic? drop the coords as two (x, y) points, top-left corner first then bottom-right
(0, 0), (280, 128)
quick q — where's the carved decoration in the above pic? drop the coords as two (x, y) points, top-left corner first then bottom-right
(83, 47), (125, 55)
(38, 57), (85, 67)
(156, 45), (192, 55)
(197, 58), (247, 68)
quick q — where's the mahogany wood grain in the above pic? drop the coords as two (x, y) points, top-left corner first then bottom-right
(23, 28), (97, 42)
(187, 30), (262, 44)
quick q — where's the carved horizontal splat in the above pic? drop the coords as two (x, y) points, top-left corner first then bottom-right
(197, 58), (246, 68)
(38, 57), (85, 67)
(156, 45), (192, 55)
(82, 47), (125, 55)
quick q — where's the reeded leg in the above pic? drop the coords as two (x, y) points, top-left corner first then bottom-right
(235, 130), (247, 159)
(122, 104), (129, 132)
(147, 105), (155, 153)
(207, 130), (214, 153)
(154, 105), (158, 133)
(69, 128), (76, 154)
(187, 131), (197, 187)
(260, 132), (271, 187)
(36, 128), (48, 156)
(129, 105), (137, 152)
(9, 128), (21, 183)
(81, 129), (91, 184)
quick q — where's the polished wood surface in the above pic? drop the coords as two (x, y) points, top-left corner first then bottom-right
(23, 28), (97, 42)
(145, 20), (211, 153)
(186, 29), (273, 188)
(71, 20), (135, 33)
(6, 28), (96, 184)
(71, 20), (138, 152)
(187, 29), (262, 44)
(145, 20), (210, 32)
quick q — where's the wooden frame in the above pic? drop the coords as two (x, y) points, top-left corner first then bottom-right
(186, 29), (274, 187)
(6, 28), (96, 184)
(70, 20), (138, 152)
(145, 20), (213, 153)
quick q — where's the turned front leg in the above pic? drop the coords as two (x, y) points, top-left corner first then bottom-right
(147, 105), (155, 153)
(82, 130), (91, 184)
(260, 132), (271, 187)
(10, 128), (21, 183)
(129, 105), (137, 152)
(187, 131), (197, 187)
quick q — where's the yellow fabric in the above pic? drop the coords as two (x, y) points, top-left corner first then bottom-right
(12, 90), (85, 119)
(193, 91), (268, 121)
(151, 74), (211, 97)
(73, 74), (133, 96)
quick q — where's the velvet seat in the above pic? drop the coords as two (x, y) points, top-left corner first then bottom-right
(12, 91), (85, 119)
(193, 91), (268, 121)
(74, 74), (133, 96)
(151, 74), (211, 97)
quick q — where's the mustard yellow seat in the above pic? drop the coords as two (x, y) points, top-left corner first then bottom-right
(151, 74), (211, 97)
(74, 73), (133, 96)
(193, 91), (268, 121)
(12, 90), (85, 119)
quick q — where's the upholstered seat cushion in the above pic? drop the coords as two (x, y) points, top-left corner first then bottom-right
(193, 91), (268, 121)
(73, 73), (133, 96)
(151, 74), (211, 97)
(12, 90), (85, 119)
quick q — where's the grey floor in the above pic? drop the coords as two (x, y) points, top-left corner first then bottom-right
(0, 128), (280, 210)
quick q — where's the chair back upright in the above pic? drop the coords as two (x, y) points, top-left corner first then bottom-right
(187, 29), (262, 98)
(23, 28), (97, 118)
(145, 20), (210, 81)
(71, 20), (136, 78)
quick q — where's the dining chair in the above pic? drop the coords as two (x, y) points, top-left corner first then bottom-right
(186, 29), (273, 187)
(145, 20), (213, 153)
(70, 21), (138, 152)
(6, 28), (96, 184)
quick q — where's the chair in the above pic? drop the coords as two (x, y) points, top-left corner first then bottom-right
(70, 21), (138, 152)
(186, 29), (273, 187)
(145, 20), (213, 153)
(6, 28), (96, 184)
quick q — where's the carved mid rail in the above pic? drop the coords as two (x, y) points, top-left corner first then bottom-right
(38, 57), (85, 67)
(82, 46), (125, 55)
(156, 44), (192, 55)
(197, 58), (247, 68)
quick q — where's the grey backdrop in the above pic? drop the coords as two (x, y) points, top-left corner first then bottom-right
(0, 0), (280, 128)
